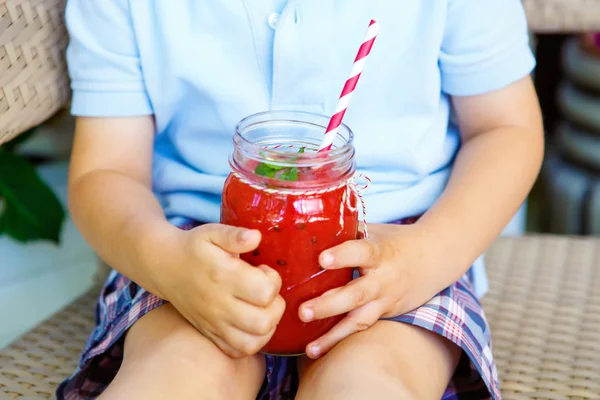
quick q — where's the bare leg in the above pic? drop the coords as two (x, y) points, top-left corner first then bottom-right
(296, 321), (462, 400)
(99, 303), (265, 400)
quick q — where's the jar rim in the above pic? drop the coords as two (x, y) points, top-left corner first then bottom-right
(234, 110), (354, 162)
(231, 110), (356, 189)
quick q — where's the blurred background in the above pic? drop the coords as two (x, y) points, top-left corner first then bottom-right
(1, 3), (599, 350)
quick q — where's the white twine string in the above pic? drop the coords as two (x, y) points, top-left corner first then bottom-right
(349, 174), (371, 238)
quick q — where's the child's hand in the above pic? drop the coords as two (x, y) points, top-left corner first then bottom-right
(158, 223), (285, 358)
(298, 223), (444, 359)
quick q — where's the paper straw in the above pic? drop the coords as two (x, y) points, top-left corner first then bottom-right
(319, 19), (380, 152)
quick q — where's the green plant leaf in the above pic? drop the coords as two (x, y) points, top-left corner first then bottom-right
(0, 148), (65, 244)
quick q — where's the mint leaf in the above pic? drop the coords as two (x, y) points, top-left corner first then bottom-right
(0, 148), (65, 243)
(280, 167), (298, 181)
(254, 162), (277, 178)
(254, 147), (305, 182)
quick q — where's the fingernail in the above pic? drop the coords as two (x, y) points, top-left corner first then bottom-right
(309, 344), (320, 358)
(301, 307), (314, 322)
(320, 252), (334, 267)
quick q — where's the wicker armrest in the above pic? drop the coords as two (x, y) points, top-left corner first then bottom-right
(0, 0), (71, 145)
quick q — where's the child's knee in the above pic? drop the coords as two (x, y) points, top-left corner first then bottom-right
(307, 343), (397, 384)
(123, 304), (265, 390)
(298, 349), (417, 400)
(299, 321), (455, 399)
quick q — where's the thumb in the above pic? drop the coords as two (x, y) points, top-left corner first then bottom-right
(199, 223), (261, 254)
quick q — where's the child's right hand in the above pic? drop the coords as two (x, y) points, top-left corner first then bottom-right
(156, 223), (285, 358)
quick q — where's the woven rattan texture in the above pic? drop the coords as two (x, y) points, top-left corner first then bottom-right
(482, 236), (600, 400)
(0, 290), (96, 399)
(0, 238), (599, 399)
(523, 0), (600, 32)
(0, 0), (70, 145)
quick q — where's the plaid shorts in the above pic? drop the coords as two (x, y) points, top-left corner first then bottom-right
(57, 220), (500, 400)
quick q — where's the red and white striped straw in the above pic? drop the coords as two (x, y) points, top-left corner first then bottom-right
(319, 19), (380, 152)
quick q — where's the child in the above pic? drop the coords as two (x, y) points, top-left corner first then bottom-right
(58, 1), (543, 399)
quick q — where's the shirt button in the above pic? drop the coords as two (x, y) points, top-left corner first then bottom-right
(267, 12), (280, 29)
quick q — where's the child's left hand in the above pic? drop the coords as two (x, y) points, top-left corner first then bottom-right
(298, 223), (451, 359)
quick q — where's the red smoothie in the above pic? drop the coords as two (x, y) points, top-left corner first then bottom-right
(221, 170), (358, 355)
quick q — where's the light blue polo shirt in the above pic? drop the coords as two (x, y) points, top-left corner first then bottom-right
(65, 0), (535, 297)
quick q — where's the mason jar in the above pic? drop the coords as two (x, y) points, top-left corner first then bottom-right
(221, 111), (359, 355)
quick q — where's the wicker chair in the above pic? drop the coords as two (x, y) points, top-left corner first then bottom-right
(2, 236), (599, 399)
(1, 1), (600, 399)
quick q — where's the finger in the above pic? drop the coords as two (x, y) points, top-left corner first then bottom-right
(199, 223), (261, 254)
(232, 263), (282, 307)
(319, 239), (380, 270)
(305, 301), (382, 359)
(228, 295), (286, 336)
(222, 324), (276, 357)
(258, 264), (283, 295)
(186, 320), (245, 359)
(206, 331), (245, 359)
(299, 276), (379, 322)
